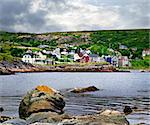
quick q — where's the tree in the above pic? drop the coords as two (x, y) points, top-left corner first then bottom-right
(119, 50), (131, 57)
(90, 44), (109, 56)
(11, 48), (25, 57)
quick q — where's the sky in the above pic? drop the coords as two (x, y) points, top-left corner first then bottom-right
(0, 0), (149, 33)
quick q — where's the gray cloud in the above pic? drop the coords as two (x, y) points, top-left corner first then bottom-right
(0, 0), (30, 31)
(116, 0), (149, 28)
(0, 0), (65, 32)
(0, 0), (149, 33)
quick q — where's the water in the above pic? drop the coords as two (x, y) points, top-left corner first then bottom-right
(0, 72), (150, 124)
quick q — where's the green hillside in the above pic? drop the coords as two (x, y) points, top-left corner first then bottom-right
(0, 29), (149, 63)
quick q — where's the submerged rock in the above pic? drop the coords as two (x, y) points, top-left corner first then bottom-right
(0, 116), (14, 123)
(123, 106), (133, 115)
(70, 86), (99, 93)
(0, 107), (4, 112)
(100, 109), (123, 116)
(19, 85), (65, 119)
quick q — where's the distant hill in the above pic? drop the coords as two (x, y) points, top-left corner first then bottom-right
(0, 29), (149, 59)
(0, 29), (149, 47)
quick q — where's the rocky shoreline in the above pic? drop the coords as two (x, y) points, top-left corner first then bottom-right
(0, 60), (50, 75)
(0, 60), (149, 75)
(0, 60), (117, 75)
(0, 85), (129, 125)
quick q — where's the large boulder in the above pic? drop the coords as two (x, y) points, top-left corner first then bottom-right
(19, 85), (65, 119)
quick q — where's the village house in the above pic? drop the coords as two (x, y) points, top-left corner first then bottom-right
(119, 45), (128, 50)
(142, 48), (150, 57)
(69, 50), (75, 55)
(102, 55), (119, 67)
(22, 51), (52, 65)
(64, 44), (74, 48)
(33, 51), (47, 65)
(118, 56), (130, 67)
(61, 49), (68, 55)
(22, 53), (35, 64)
(131, 47), (137, 51)
(42, 50), (51, 55)
(85, 48), (91, 54)
(37, 45), (49, 49)
(89, 54), (105, 63)
(73, 52), (106, 63)
(104, 55), (112, 64)
(82, 53), (90, 63)
(111, 56), (119, 67)
(52, 48), (61, 59)
(73, 53), (81, 62)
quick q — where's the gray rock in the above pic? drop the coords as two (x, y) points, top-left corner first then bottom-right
(19, 85), (65, 119)
(26, 110), (129, 125)
(26, 112), (70, 124)
(0, 66), (14, 75)
(70, 86), (99, 93)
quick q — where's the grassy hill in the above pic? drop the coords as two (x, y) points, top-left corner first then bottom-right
(0, 29), (149, 62)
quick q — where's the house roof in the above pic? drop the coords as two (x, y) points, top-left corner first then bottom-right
(24, 53), (35, 58)
(143, 48), (150, 51)
(89, 54), (99, 57)
(38, 45), (49, 48)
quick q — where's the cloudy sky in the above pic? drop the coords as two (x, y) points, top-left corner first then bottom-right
(0, 0), (149, 33)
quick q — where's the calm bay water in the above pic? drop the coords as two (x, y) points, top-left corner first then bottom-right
(0, 72), (150, 124)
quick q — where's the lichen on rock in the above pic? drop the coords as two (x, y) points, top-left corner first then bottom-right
(36, 85), (57, 95)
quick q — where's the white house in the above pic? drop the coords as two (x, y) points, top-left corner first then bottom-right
(52, 48), (61, 59)
(22, 53), (35, 64)
(142, 49), (150, 57)
(85, 49), (91, 54)
(33, 52), (47, 65)
(61, 49), (68, 55)
(22, 51), (51, 65)
(74, 53), (81, 62)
